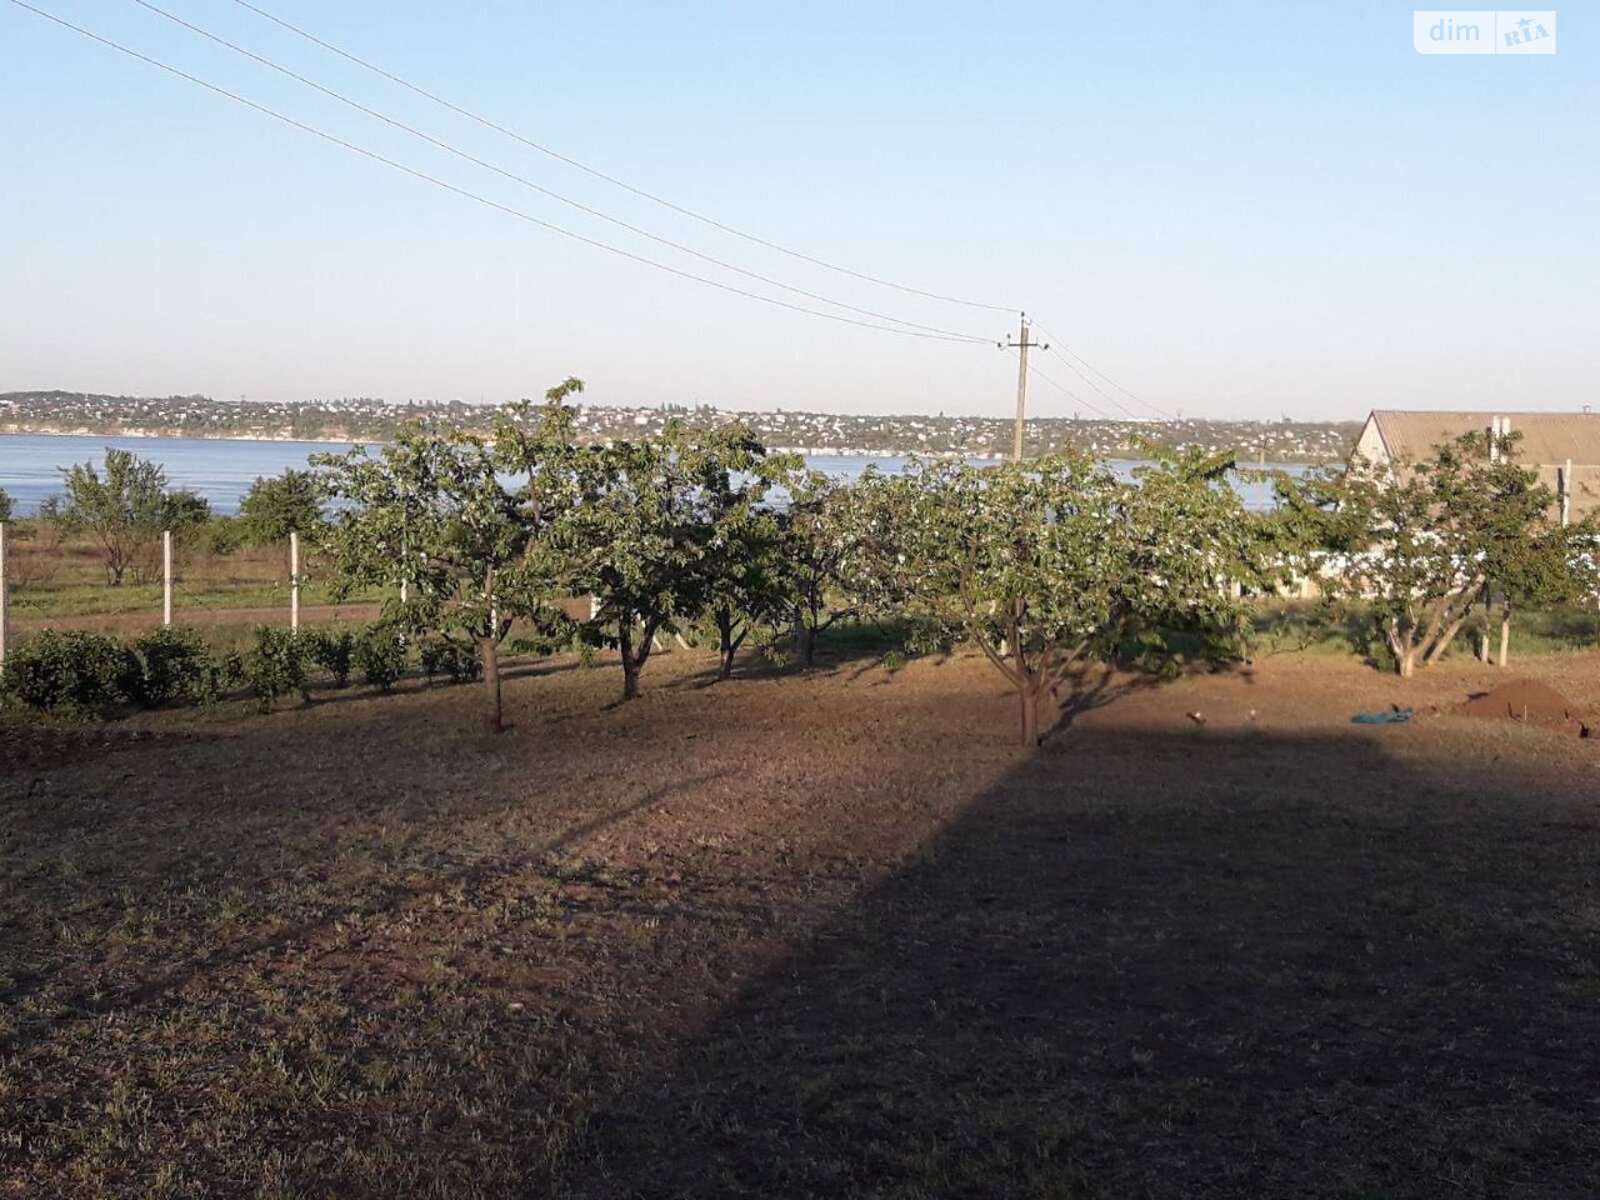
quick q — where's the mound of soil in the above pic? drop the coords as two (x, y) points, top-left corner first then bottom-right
(1452, 678), (1590, 736)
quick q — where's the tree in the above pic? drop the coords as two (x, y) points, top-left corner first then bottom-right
(1289, 432), (1597, 677)
(238, 469), (326, 544)
(56, 448), (210, 585)
(775, 470), (859, 668)
(851, 450), (1254, 747)
(696, 439), (797, 680)
(0, 486), (13, 522)
(553, 422), (774, 701)
(316, 383), (583, 731)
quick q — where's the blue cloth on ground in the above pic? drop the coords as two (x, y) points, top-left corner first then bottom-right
(1351, 709), (1413, 724)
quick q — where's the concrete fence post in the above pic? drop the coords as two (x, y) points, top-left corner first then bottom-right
(289, 530), (301, 632)
(163, 529), (173, 627)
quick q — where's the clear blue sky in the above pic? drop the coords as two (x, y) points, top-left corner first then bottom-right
(2, 1), (1594, 420)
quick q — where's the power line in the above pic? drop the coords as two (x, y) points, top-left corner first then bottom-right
(1036, 344), (1148, 421)
(1020, 357), (1123, 424)
(229, 0), (1016, 314)
(126, 0), (991, 343)
(1028, 319), (1173, 420)
(6, 0), (991, 344)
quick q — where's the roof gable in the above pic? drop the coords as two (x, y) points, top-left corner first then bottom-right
(1370, 410), (1600, 467)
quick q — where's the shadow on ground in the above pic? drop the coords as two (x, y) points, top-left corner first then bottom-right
(570, 726), (1600, 1199)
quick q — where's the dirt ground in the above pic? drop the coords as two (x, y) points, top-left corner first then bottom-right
(3, 648), (1598, 1197)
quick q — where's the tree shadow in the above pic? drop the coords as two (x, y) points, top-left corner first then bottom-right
(570, 726), (1600, 1198)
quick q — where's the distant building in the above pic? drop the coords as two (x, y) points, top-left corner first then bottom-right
(1353, 409), (1600, 521)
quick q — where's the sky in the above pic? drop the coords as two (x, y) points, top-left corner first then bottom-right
(1, 1), (1596, 421)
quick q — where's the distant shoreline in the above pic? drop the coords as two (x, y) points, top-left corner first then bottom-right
(0, 426), (1346, 466)
(0, 426), (355, 445)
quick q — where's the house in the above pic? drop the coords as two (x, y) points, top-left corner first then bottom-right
(1353, 409), (1600, 523)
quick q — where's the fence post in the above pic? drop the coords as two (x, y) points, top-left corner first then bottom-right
(0, 521), (9, 669)
(163, 529), (173, 627)
(290, 530), (301, 632)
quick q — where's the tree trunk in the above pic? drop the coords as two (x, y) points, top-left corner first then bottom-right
(717, 610), (736, 680)
(1017, 682), (1040, 748)
(478, 635), (503, 732)
(618, 623), (640, 700)
(618, 619), (656, 701)
(1497, 601), (1511, 668)
(1397, 647), (1416, 678)
(797, 621), (817, 669)
(1479, 584), (1492, 662)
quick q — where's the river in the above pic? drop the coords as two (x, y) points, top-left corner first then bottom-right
(0, 432), (1305, 515)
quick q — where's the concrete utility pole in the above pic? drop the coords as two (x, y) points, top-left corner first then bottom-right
(1001, 314), (1047, 463)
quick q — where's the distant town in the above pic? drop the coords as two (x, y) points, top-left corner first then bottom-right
(0, 390), (1362, 463)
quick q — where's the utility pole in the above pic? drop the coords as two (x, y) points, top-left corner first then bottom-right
(1001, 313), (1047, 463)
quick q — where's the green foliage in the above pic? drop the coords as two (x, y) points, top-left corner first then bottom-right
(188, 515), (249, 556)
(419, 637), (481, 684)
(307, 627), (357, 688)
(317, 379), (584, 728)
(1284, 431), (1596, 676)
(850, 449), (1255, 745)
(553, 420), (784, 698)
(355, 624), (408, 692)
(55, 447), (211, 585)
(0, 629), (136, 715)
(0, 486), (12, 521)
(125, 626), (212, 707)
(246, 626), (311, 709)
(0, 626), (242, 715)
(238, 469), (326, 545)
(775, 470), (859, 667)
(696, 434), (799, 678)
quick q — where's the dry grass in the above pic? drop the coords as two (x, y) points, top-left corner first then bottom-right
(3, 649), (1598, 1197)
(4, 528), (378, 628)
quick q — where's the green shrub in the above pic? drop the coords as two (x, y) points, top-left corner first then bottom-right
(307, 627), (357, 688)
(246, 626), (311, 710)
(419, 637), (481, 684)
(188, 515), (247, 556)
(125, 626), (213, 707)
(0, 629), (136, 715)
(356, 624), (408, 692)
(196, 651), (245, 705)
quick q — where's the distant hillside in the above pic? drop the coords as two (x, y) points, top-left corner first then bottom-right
(0, 390), (1362, 463)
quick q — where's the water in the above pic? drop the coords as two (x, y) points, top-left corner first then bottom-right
(0, 433), (1305, 516)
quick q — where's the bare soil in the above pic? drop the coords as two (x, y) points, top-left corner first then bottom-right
(1453, 677), (1589, 735)
(3, 649), (1598, 1197)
